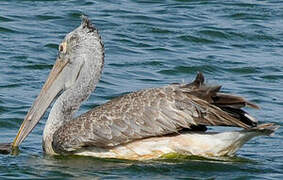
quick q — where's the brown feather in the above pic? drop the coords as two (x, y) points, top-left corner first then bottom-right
(52, 72), (260, 153)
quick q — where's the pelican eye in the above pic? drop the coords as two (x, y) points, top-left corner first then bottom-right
(58, 42), (67, 53)
(59, 44), (64, 52)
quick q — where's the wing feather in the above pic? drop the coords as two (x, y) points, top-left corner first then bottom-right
(52, 73), (258, 153)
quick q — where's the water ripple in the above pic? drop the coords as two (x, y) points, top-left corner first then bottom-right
(44, 43), (58, 49)
(226, 67), (261, 74)
(36, 15), (62, 20)
(178, 35), (217, 44)
(159, 65), (220, 75)
(10, 64), (53, 70)
(0, 26), (15, 33)
(0, 15), (13, 22)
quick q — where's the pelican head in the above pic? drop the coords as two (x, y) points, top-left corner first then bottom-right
(12, 16), (104, 148)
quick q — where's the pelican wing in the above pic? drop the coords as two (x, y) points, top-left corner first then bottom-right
(52, 73), (258, 154)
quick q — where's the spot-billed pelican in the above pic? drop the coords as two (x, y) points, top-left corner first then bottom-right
(1, 16), (278, 160)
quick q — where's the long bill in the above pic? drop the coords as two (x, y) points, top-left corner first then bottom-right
(12, 58), (69, 148)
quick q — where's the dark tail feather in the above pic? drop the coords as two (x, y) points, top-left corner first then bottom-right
(192, 71), (205, 87)
(212, 93), (260, 109)
(190, 72), (259, 109)
(184, 72), (260, 128)
(219, 107), (257, 127)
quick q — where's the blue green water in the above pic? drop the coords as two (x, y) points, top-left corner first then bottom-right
(0, 0), (283, 179)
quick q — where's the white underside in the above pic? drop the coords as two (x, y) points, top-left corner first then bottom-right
(74, 130), (261, 160)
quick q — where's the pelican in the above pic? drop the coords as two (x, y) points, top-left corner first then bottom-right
(3, 16), (278, 160)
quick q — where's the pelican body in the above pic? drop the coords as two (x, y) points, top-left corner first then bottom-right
(10, 16), (278, 160)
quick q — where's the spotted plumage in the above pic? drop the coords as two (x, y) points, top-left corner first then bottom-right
(7, 16), (278, 159)
(52, 72), (262, 154)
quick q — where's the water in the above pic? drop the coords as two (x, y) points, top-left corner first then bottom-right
(0, 0), (282, 179)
